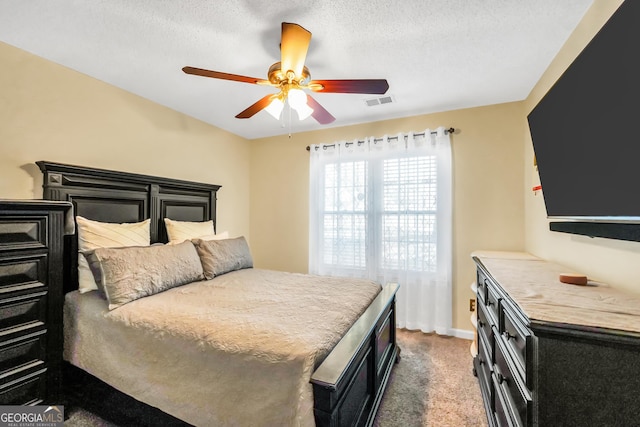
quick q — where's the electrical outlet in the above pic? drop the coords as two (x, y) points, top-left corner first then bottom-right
(470, 299), (476, 312)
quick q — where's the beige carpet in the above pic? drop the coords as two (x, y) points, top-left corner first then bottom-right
(65, 329), (488, 426)
(374, 329), (488, 427)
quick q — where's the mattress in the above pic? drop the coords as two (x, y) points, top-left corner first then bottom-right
(63, 268), (381, 426)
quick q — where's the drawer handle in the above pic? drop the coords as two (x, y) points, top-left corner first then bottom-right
(497, 373), (507, 385)
(478, 356), (485, 366)
(503, 331), (516, 341)
(478, 320), (485, 328)
(487, 300), (495, 307)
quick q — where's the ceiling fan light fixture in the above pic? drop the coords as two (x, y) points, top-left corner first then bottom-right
(294, 103), (314, 120)
(265, 96), (285, 119)
(287, 88), (308, 110)
(182, 22), (387, 125)
(287, 87), (314, 120)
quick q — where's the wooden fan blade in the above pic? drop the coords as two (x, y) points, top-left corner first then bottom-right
(309, 79), (389, 94)
(280, 22), (312, 77)
(235, 94), (276, 119)
(306, 95), (336, 124)
(182, 66), (269, 85)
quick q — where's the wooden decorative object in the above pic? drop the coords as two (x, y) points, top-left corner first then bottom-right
(559, 273), (588, 286)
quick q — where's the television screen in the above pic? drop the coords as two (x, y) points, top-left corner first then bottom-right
(527, 0), (640, 222)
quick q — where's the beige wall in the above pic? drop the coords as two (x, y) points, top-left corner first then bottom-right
(250, 102), (526, 332)
(0, 42), (251, 238)
(523, 0), (640, 295)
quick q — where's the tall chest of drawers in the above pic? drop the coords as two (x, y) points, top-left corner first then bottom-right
(472, 251), (640, 427)
(0, 200), (72, 405)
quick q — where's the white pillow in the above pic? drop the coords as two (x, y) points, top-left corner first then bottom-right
(167, 232), (229, 245)
(76, 216), (151, 293)
(164, 218), (215, 243)
(194, 231), (229, 241)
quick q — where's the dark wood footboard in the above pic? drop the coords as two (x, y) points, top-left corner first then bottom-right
(311, 282), (399, 427)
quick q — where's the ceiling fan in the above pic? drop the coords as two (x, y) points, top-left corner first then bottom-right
(182, 22), (389, 125)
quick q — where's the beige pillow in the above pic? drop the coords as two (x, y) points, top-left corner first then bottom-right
(192, 236), (253, 280)
(76, 216), (151, 293)
(166, 231), (229, 245)
(164, 218), (215, 243)
(193, 231), (229, 241)
(85, 241), (204, 310)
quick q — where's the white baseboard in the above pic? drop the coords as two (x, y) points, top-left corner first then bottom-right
(451, 328), (474, 340)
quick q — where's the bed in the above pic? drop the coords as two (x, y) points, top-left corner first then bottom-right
(37, 161), (399, 427)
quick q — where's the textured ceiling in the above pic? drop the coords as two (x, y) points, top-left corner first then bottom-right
(0, 1), (593, 140)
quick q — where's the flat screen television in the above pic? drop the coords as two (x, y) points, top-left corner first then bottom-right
(527, 0), (640, 241)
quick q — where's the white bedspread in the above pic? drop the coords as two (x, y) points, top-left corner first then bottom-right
(63, 268), (381, 426)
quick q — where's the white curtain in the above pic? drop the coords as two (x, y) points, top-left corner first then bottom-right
(309, 127), (452, 334)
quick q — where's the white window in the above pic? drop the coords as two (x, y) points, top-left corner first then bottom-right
(381, 155), (438, 272)
(319, 155), (438, 273)
(322, 160), (368, 269)
(309, 129), (453, 334)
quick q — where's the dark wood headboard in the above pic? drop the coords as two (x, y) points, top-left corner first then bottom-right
(37, 161), (221, 293)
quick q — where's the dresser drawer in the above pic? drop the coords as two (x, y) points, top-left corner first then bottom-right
(500, 302), (531, 386)
(476, 329), (493, 402)
(477, 270), (488, 303)
(0, 369), (47, 405)
(0, 217), (48, 252)
(0, 332), (47, 376)
(0, 291), (48, 333)
(492, 373), (515, 427)
(0, 254), (48, 293)
(485, 281), (501, 325)
(477, 301), (493, 346)
(494, 337), (531, 427)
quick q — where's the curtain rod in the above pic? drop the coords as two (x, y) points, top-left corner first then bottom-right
(305, 127), (455, 151)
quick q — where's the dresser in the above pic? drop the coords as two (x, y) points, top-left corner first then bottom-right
(472, 251), (640, 427)
(0, 200), (72, 405)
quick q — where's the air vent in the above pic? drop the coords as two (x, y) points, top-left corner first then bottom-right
(364, 95), (394, 107)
